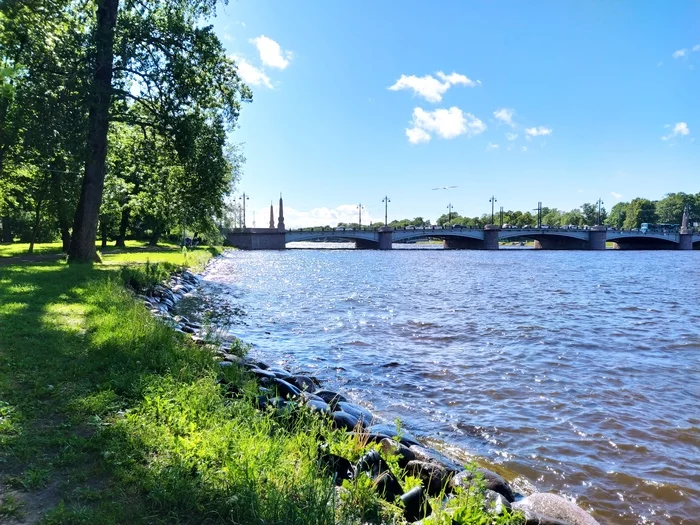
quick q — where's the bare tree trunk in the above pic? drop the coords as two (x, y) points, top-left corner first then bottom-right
(150, 225), (161, 247)
(101, 218), (108, 248)
(115, 206), (129, 247)
(1, 215), (10, 243)
(28, 194), (45, 254)
(68, 0), (119, 263)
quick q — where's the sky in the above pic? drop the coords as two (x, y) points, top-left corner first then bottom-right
(211, 1), (699, 228)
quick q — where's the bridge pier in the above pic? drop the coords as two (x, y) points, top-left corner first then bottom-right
(588, 226), (607, 250)
(378, 227), (393, 250)
(483, 225), (500, 250)
(226, 229), (286, 250)
(679, 233), (693, 250)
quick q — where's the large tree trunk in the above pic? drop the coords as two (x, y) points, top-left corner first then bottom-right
(1, 215), (10, 243)
(67, 0), (119, 263)
(28, 194), (45, 254)
(100, 218), (108, 248)
(150, 225), (161, 247)
(115, 206), (129, 247)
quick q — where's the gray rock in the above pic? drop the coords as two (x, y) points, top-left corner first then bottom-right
(449, 468), (515, 502)
(337, 402), (373, 425)
(366, 423), (420, 447)
(314, 389), (347, 409)
(289, 375), (316, 392)
(408, 445), (462, 472)
(405, 460), (454, 496)
(379, 438), (415, 468)
(512, 493), (600, 525)
(331, 411), (360, 431)
(482, 489), (511, 516)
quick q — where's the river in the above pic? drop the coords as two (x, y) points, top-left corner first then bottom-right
(192, 247), (700, 525)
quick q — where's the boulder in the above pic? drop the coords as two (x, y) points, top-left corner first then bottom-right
(512, 493), (600, 525)
(449, 468), (515, 502)
(314, 389), (348, 409)
(482, 489), (511, 516)
(337, 402), (373, 425)
(331, 411), (360, 431)
(408, 445), (462, 472)
(270, 378), (301, 399)
(373, 470), (403, 503)
(400, 486), (432, 523)
(379, 438), (416, 468)
(405, 460), (454, 496)
(289, 375), (316, 392)
(366, 423), (420, 447)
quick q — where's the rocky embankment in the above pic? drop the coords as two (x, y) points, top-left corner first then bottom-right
(138, 269), (601, 525)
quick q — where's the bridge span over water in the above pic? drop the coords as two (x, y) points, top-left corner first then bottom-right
(226, 226), (700, 251)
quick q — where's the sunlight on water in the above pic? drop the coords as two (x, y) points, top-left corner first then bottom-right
(197, 250), (700, 525)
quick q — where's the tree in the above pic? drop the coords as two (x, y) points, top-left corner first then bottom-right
(655, 192), (696, 224)
(560, 209), (584, 227)
(623, 198), (656, 229)
(605, 202), (628, 229)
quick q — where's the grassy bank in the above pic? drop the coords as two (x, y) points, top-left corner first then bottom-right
(0, 247), (517, 524)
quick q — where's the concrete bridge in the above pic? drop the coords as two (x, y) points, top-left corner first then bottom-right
(226, 225), (700, 250)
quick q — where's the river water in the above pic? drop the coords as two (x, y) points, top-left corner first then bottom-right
(194, 247), (699, 525)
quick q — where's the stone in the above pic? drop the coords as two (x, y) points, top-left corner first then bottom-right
(449, 468), (515, 502)
(218, 361), (234, 368)
(512, 493), (600, 525)
(379, 438), (416, 468)
(337, 402), (373, 426)
(366, 423), (420, 447)
(400, 486), (432, 523)
(271, 378), (301, 399)
(331, 411), (360, 431)
(319, 449), (353, 485)
(249, 368), (277, 381)
(373, 470), (403, 503)
(314, 389), (347, 409)
(408, 445), (462, 472)
(304, 399), (330, 414)
(289, 375), (316, 392)
(482, 489), (511, 516)
(405, 460), (454, 496)
(180, 324), (196, 334)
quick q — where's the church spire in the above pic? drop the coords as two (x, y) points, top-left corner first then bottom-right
(269, 201), (275, 229)
(277, 193), (285, 231)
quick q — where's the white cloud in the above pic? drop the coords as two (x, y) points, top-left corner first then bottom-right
(436, 71), (476, 87)
(234, 57), (272, 88)
(611, 191), (623, 201)
(521, 145), (527, 152)
(673, 48), (688, 59)
(251, 35), (292, 69)
(506, 132), (518, 141)
(693, 44), (700, 52)
(494, 107), (515, 127)
(525, 126), (553, 137)
(406, 107), (486, 143)
(255, 204), (373, 229)
(406, 127), (431, 144)
(661, 122), (690, 140)
(389, 71), (477, 103)
(486, 142), (499, 151)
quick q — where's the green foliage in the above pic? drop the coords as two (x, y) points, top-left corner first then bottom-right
(623, 198), (657, 229)
(119, 260), (179, 293)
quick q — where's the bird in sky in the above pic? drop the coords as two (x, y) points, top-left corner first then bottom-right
(432, 185), (458, 190)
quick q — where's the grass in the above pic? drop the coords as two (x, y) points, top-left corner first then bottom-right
(0, 247), (517, 524)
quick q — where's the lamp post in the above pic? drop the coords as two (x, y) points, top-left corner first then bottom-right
(382, 196), (390, 227)
(447, 203), (453, 225)
(357, 203), (364, 228)
(596, 198), (604, 226)
(532, 201), (542, 227)
(499, 206), (504, 227)
(239, 192), (249, 228)
(489, 195), (497, 224)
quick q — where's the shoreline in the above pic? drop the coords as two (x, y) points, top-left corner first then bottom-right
(137, 251), (603, 525)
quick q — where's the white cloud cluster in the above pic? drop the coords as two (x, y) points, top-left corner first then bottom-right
(486, 142), (499, 151)
(525, 126), (553, 137)
(494, 107), (515, 127)
(661, 122), (690, 141)
(251, 35), (292, 69)
(234, 57), (272, 88)
(389, 71), (478, 102)
(234, 36), (291, 90)
(673, 45), (700, 58)
(506, 132), (518, 141)
(611, 192), (623, 201)
(406, 107), (486, 144)
(255, 204), (373, 229)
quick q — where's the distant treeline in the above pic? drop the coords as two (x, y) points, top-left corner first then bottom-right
(335, 192), (699, 230)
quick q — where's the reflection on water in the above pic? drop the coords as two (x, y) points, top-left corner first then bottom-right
(196, 250), (700, 525)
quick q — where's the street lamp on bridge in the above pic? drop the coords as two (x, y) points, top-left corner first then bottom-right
(382, 196), (390, 227)
(499, 206), (504, 227)
(238, 192), (249, 228)
(596, 198), (604, 226)
(447, 203), (453, 225)
(489, 195), (497, 224)
(357, 203), (364, 228)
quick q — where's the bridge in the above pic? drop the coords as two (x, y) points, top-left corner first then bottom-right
(226, 225), (700, 250)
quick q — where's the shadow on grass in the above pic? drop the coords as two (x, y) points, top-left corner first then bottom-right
(0, 262), (341, 525)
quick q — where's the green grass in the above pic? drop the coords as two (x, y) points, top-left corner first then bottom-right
(0, 249), (516, 524)
(0, 239), (159, 258)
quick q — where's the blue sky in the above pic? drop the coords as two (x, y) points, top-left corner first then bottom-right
(212, 1), (699, 227)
